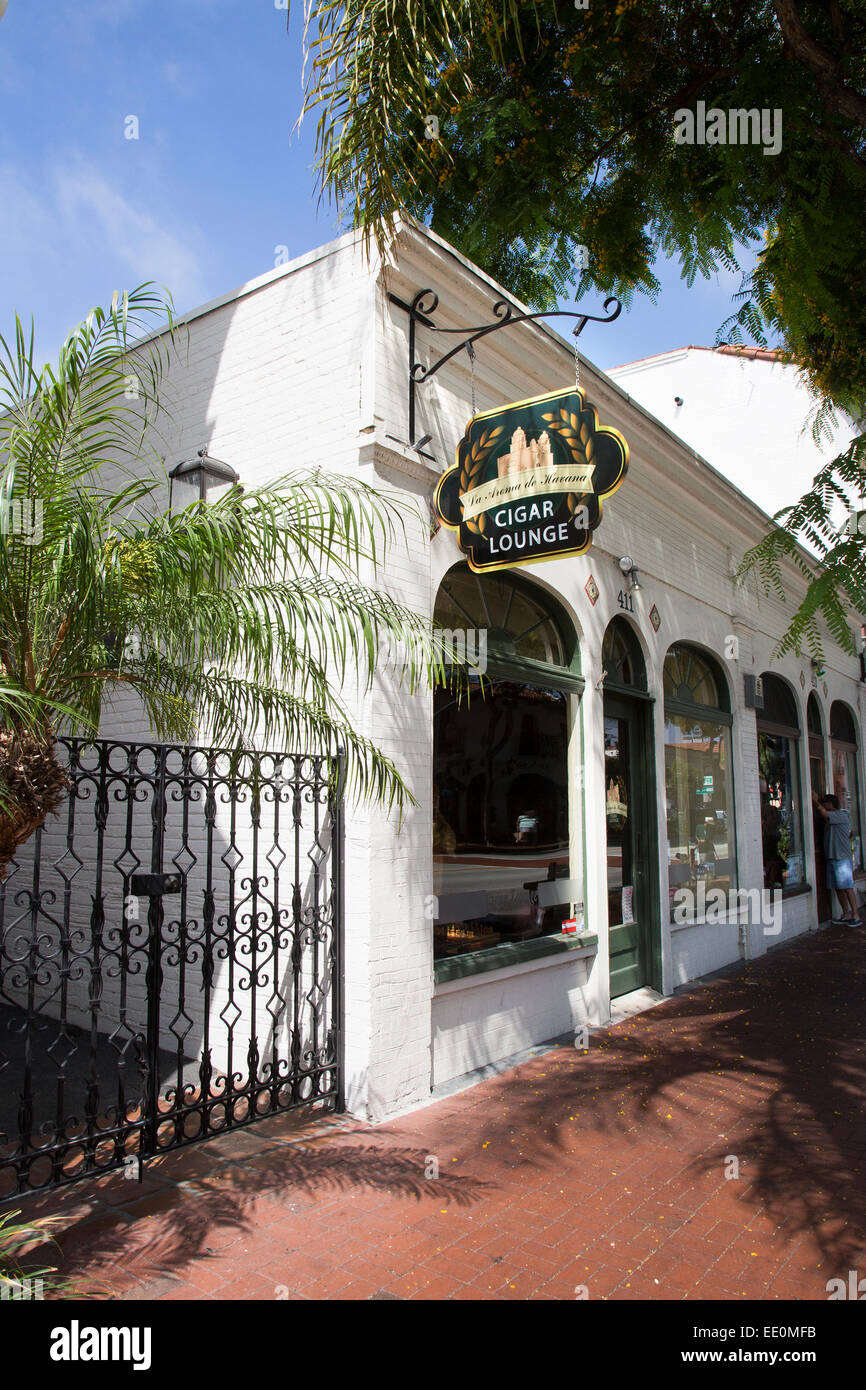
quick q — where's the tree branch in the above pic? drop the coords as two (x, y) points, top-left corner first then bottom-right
(773, 0), (866, 128)
(564, 71), (731, 187)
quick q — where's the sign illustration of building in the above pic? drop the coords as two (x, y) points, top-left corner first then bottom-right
(497, 428), (554, 478)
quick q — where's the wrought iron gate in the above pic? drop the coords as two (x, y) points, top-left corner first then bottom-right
(0, 739), (344, 1200)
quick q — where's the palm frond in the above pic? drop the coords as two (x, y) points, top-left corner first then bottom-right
(0, 286), (455, 835)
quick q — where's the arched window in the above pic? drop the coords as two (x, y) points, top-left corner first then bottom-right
(434, 565), (576, 677)
(760, 673), (799, 729)
(830, 701), (857, 744)
(757, 674), (805, 891)
(663, 643), (735, 920)
(602, 617), (647, 694)
(663, 644), (728, 710)
(807, 693), (823, 738)
(830, 701), (863, 872)
(433, 564), (581, 969)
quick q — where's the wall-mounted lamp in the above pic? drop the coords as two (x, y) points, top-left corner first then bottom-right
(617, 555), (641, 591)
(810, 656), (826, 680)
(169, 449), (241, 509)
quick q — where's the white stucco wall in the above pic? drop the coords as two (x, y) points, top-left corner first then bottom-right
(608, 346), (858, 522)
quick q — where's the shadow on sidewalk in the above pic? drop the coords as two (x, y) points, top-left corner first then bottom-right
(18, 1136), (495, 1287)
(458, 925), (866, 1270)
(14, 925), (866, 1289)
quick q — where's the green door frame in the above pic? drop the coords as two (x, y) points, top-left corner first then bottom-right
(603, 690), (662, 996)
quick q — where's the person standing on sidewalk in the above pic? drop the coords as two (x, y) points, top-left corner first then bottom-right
(812, 791), (863, 925)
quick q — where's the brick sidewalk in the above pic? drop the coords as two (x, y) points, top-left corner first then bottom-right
(14, 923), (866, 1301)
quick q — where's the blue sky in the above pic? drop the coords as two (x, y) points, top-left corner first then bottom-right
(0, 0), (763, 374)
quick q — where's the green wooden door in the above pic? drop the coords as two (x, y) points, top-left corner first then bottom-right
(604, 695), (657, 998)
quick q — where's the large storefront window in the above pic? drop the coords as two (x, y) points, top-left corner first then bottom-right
(602, 618), (650, 936)
(433, 565), (582, 962)
(757, 674), (805, 890)
(831, 701), (863, 872)
(664, 644), (735, 918)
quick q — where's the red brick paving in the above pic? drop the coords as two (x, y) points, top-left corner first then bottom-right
(12, 923), (866, 1300)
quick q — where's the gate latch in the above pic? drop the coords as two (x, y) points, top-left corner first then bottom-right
(131, 873), (182, 896)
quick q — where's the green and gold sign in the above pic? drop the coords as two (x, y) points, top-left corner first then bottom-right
(434, 386), (629, 572)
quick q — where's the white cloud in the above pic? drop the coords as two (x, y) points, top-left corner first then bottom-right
(70, 0), (141, 26)
(0, 162), (58, 257)
(54, 161), (206, 302)
(0, 155), (211, 364)
(161, 59), (206, 99)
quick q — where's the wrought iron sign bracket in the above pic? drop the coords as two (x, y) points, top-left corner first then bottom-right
(388, 287), (622, 445)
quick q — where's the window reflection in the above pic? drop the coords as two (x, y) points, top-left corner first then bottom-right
(758, 732), (805, 889)
(435, 569), (567, 666)
(433, 680), (571, 958)
(605, 716), (634, 927)
(665, 715), (735, 910)
(830, 701), (862, 873)
(757, 674), (805, 891)
(663, 643), (736, 919)
(833, 747), (862, 871)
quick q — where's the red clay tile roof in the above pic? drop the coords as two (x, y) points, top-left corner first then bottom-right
(612, 344), (788, 370)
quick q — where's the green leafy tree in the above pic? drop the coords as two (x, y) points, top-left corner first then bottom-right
(0, 286), (442, 876)
(300, 0), (866, 407)
(299, 0), (866, 655)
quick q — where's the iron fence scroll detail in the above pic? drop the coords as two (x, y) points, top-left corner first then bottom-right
(0, 739), (344, 1200)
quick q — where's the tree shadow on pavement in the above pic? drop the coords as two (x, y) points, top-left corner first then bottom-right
(16, 927), (866, 1290)
(19, 1140), (494, 1287)
(450, 926), (866, 1272)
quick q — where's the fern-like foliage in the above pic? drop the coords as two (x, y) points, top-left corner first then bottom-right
(736, 433), (866, 660)
(0, 287), (460, 821)
(300, 0), (866, 659)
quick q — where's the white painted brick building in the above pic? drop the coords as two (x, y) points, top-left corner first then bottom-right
(14, 217), (864, 1128)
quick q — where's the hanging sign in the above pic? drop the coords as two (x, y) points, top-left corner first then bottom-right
(433, 386), (628, 573)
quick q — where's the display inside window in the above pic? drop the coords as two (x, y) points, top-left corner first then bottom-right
(433, 680), (572, 959)
(663, 643), (735, 920)
(833, 746), (863, 871)
(604, 715), (637, 925)
(758, 731), (805, 889)
(665, 714), (735, 915)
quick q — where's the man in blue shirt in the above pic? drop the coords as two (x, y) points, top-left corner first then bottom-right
(812, 791), (862, 926)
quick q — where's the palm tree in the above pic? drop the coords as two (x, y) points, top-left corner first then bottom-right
(0, 285), (439, 877)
